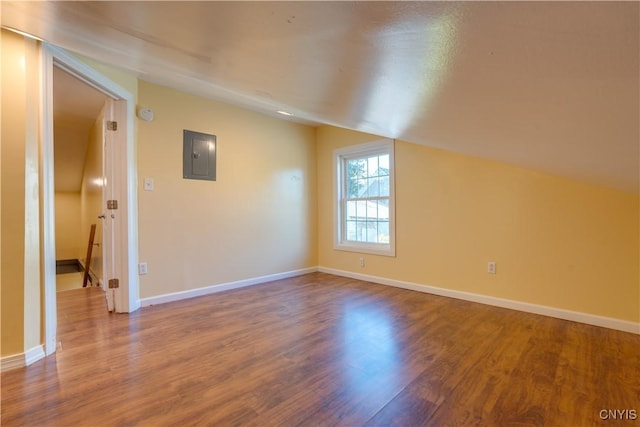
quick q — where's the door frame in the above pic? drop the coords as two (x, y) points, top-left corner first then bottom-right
(41, 43), (140, 356)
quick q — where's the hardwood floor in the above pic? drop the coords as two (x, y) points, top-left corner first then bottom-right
(2, 272), (638, 426)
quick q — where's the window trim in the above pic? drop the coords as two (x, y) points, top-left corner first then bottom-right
(333, 139), (396, 257)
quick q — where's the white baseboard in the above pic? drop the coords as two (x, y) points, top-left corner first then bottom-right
(0, 353), (25, 372)
(4, 266), (633, 374)
(318, 267), (640, 335)
(25, 345), (45, 366)
(1, 345), (45, 372)
(131, 264), (640, 334)
(140, 267), (318, 307)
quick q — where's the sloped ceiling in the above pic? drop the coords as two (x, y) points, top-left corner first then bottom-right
(53, 66), (108, 192)
(2, 1), (638, 193)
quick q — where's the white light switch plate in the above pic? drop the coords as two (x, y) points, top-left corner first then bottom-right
(143, 177), (154, 191)
(138, 262), (148, 275)
(488, 261), (497, 274)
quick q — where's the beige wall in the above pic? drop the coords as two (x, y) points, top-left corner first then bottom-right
(317, 125), (640, 323)
(136, 81), (317, 298)
(1, 31), (42, 357)
(54, 192), (82, 260)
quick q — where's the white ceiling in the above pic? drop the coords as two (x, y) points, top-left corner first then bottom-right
(3, 1), (638, 193)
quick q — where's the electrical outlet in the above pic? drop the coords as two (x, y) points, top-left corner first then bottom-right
(359, 257), (365, 267)
(138, 262), (148, 275)
(488, 261), (496, 274)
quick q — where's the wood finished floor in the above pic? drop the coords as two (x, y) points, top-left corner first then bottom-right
(1, 272), (639, 426)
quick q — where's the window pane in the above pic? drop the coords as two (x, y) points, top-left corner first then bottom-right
(378, 221), (389, 243)
(346, 220), (357, 241)
(366, 201), (378, 220)
(367, 177), (379, 197)
(372, 200), (389, 220)
(356, 221), (367, 241)
(346, 201), (357, 221)
(356, 200), (368, 220)
(378, 154), (389, 175)
(367, 156), (378, 177)
(347, 176), (359, 198)
(357, 179), (367, 197)
(379, 175), (389, 197)
(348, 159), (367, 178)
(367, 221), (378, 243)
(347, 159), (366, 197)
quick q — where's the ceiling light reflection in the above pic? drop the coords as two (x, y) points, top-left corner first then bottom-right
(359, 10), (460, 137)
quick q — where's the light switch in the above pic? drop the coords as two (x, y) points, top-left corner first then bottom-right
(138, 262), (148, 275)
(144, 177), (154, 191)
(488, 261), (496, 274)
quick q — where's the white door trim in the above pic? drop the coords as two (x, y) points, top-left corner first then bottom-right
(41, 44), (140, 356)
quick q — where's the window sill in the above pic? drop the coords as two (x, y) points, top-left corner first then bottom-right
(333, 242), (395, 257)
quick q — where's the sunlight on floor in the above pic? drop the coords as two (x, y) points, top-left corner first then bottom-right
(56, 272), (84, 292)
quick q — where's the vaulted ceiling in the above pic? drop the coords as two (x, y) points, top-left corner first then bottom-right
(2, 1), (638, 193)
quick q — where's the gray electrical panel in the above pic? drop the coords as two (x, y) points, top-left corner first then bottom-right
(183, 130), (216, 181)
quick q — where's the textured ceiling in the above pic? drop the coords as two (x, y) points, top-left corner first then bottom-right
(2, 1), (638, 193)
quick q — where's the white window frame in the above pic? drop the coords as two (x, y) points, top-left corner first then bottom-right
(334, 139), (395, 256)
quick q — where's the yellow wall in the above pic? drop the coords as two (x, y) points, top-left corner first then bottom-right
(54, 192), (82, 260)
(1, 30), (27, 356)
(74, 53), (139, 101)
(1, 31), (42, 357)
(78, 117), (105, 282)
(136, 81), (317, 298)
(1, 29), (638, 363)
(317, 125), (640, 323)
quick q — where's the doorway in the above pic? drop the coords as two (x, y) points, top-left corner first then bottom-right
(42, 44), (140, 356)
(53, 66), (108, 292)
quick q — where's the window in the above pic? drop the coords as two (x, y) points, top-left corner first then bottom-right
(334, 139), (395, 256)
